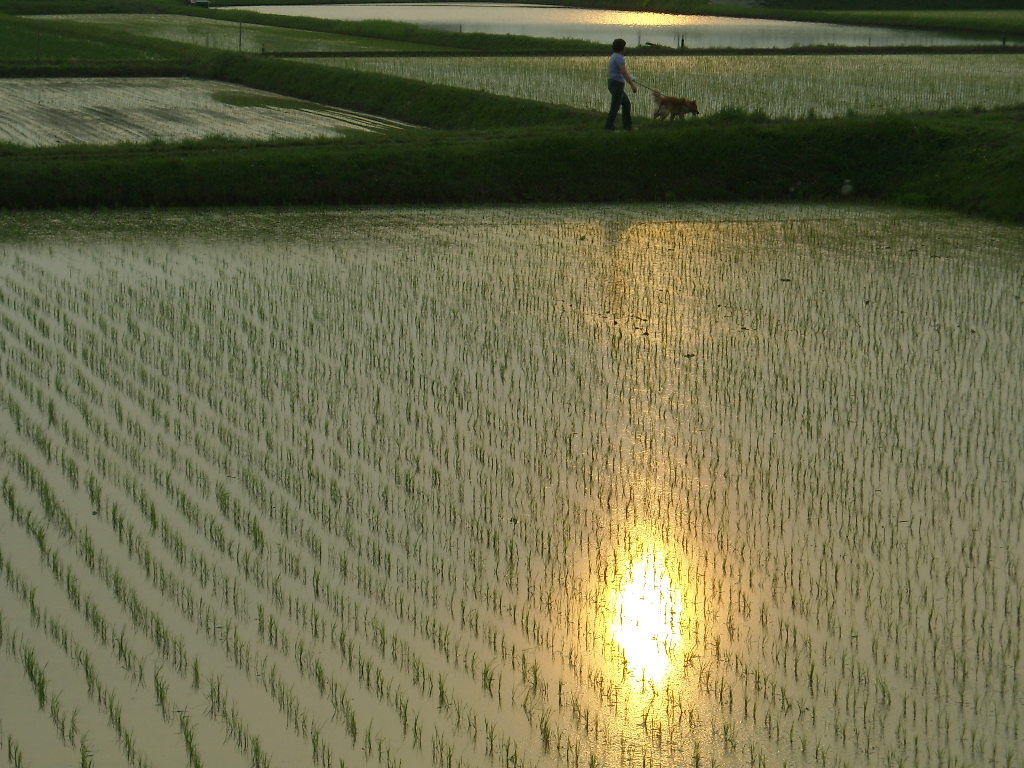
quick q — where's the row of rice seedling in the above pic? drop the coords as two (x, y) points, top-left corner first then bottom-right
(1, 204), (1021, 768)
(320, 53), (1024, 118)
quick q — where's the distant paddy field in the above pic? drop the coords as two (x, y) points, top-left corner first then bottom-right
(0, 77), (411, 147)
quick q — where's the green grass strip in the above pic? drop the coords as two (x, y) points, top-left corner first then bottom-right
(202, 8), (605, 53)
(32, 13), (452, 54)
(0, 12), (174, 61)
(1, 110), (1021, 224)
(0, 0), (180, 12)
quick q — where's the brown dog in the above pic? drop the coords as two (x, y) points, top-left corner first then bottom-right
(652, 90), (699, 120)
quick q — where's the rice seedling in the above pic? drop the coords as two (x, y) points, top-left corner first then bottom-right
(6, 734), (25, 768)
(20, 646), (48, 709)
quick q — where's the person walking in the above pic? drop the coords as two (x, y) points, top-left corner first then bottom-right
(605, 38), (637, 131)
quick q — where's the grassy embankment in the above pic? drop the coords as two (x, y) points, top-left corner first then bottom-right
(0, 3), (1021, 222)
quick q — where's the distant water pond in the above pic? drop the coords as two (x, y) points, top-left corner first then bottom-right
(231, 3), (999, 48)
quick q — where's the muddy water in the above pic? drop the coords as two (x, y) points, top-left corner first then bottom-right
(0, 205), (1021, 768)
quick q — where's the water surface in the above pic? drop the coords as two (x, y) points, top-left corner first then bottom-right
(1, 205), (1021, 768)
(230, 3), (1000, 48)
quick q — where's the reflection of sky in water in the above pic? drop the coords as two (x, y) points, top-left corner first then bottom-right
(233, 3), (997, 47)
(573, 217), (711, 749)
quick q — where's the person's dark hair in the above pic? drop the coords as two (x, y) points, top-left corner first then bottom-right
(612, 38), (626, 52)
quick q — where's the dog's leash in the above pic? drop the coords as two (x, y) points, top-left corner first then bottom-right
(632, 78), (657, 93)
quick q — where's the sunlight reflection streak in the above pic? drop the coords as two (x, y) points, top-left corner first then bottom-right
(606, 527), (687, 692)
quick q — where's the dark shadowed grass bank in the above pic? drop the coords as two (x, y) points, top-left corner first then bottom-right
(2, 110), (1021, 223)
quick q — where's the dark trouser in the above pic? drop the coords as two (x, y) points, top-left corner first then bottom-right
(606, 79), (631, 130)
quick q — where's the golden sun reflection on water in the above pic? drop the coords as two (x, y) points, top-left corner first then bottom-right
(577, 9), (715, 28)
(604, 525), (689, 693)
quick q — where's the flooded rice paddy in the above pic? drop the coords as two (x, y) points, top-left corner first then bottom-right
(0, 78), (410, 147)
(0, 205), (1022, 768)
(231, 3), (1000, 49)
(323, 53), (1024, 119)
